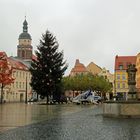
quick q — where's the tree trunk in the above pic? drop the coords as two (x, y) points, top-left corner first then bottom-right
(46, 94), (49, 104)
(37, 92), (39, 101)
(0, 84), (4, 104)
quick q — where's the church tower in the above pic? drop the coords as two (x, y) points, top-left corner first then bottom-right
(17, 18), (33, 61)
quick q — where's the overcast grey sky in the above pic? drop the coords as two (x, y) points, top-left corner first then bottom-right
(0, 0), (140, 75)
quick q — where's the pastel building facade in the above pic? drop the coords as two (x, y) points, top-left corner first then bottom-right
(68, 59), (100, 97)
(70, 60), (103, 77)
(98, 67), (114, 98)
(98, 67), (114, 84)
(69, 59), (88, 76)
(2, 56), (32, 102)
(86, 62), (102, 75)
(0, 18), (33, 102)
(114, 55), (136, 99)
(136, 53), (140, 98)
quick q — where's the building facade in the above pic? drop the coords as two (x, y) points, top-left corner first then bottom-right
(86, 62), (102, 75)
(98, 67), (114, 99)
(98, 67), (114, 83)
(114, 55), (136, 100)
(2, 56), (32, 102)
(69, 59), (88, 76)
(0, 18), (33, 102)
(136, 53), (140, 98)
(17, 19), (33, 61)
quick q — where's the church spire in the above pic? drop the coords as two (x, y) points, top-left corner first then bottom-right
(17, 17), (32, 60)
(23, 16), (28, 33)
(19, 17), (31, 40)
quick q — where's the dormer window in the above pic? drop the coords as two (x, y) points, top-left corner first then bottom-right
(119, 65), (123, 70)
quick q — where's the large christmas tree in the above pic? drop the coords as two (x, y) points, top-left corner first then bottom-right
(30, 30), (68, 103)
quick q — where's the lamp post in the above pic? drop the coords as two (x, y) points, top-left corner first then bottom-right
(25, 76), (27, 104)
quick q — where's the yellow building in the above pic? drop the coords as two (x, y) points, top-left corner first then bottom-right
(136, 53), (140, 98)
(86, 62), (102, 75)
(0, 52), (32, 102)
(0, 18), (34, 102)
(98, 68), (114, 83)
(114, 55), (136, 100)
(98, 67), (114, 99)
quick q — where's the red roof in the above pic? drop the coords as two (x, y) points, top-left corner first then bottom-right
(70, 59), (88, 73)
(115, 55), (136, 70)
(0, 51), (28, 71)
(7, 57), (28, 71)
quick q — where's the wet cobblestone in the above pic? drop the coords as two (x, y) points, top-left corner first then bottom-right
(0, 104), (140, 140)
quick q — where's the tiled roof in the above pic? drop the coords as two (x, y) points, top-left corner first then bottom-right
(0, 51), (28, 71)
(115, 55), (136, 70)
(70, 59), (88, 73)
(7, 57), (28, 71)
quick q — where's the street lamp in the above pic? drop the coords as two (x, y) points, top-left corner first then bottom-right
(25, 76), (27, 104)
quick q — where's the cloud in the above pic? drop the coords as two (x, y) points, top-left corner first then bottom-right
(0, 0), (140, 75)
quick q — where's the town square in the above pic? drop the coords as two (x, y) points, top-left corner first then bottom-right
(1, 0), (140, 140)
(1, 103), (140, 140)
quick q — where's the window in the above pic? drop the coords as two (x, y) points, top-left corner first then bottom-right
(19, 82), (21, 89)
(23, 82), (24, 88)
(122, 74), (126, 80)
(16, 71), (18, 77)
(16, 82), (18, 88)
(117, 74), (120, 80)
(122, 83), (125, 88)
(117, 83), (120, 88)
(103, 71), (106, 73)
(119, 65), (123, 70)
(13, 83), (14, 88)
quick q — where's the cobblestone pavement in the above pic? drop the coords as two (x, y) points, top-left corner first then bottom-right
(0, 103), (140, 140)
